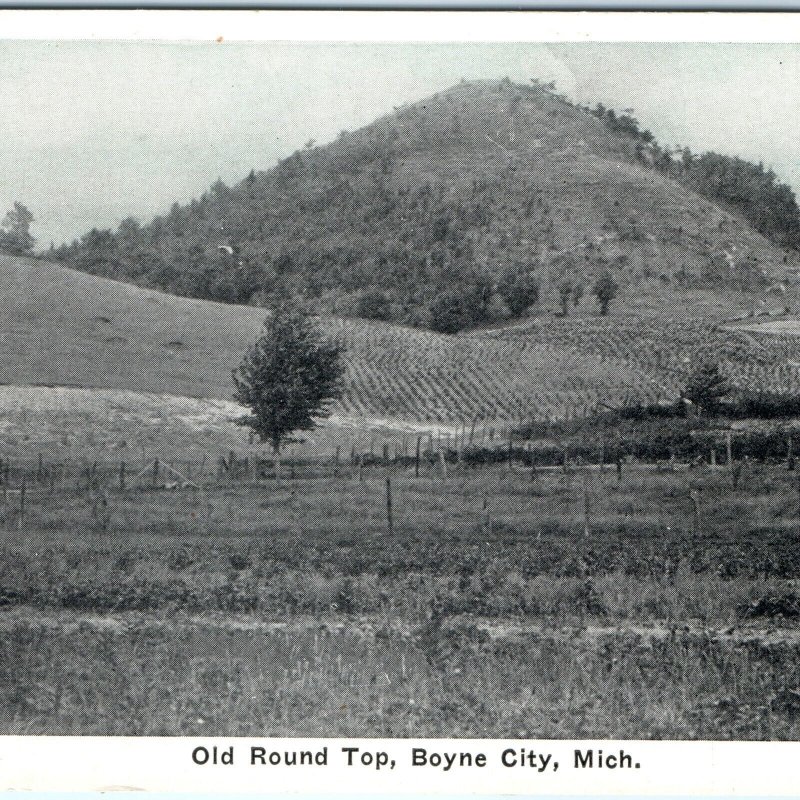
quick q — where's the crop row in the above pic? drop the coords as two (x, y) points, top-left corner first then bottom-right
(320, 315), (800, 425)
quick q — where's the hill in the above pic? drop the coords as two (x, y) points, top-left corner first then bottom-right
(0, 254), (655, 429)
(4, 253), (800, 448)
(52, 79), (800, 333)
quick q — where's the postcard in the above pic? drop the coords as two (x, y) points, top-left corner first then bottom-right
(1, 9), (800, 793)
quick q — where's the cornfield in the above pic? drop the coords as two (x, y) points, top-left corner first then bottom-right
(321, 315), (800, 425)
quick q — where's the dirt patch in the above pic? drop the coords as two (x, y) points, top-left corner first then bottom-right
(2, 606), (799, 648)
(724, 319), (800, 336)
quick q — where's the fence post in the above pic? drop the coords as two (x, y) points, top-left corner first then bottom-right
(415, 435), (422, 478)
(439, 449), (447, 481)
(797, 472), (800, 519)
(18, 480), (25, 530)
(582, 473), (591, 538)
(691, 489), (701, 536)
(726, 431), (736, 487)
(385, 476), (393, 535)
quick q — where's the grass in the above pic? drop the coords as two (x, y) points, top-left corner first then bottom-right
(3, 459), (800, 737)
(4, 620), (800, 738)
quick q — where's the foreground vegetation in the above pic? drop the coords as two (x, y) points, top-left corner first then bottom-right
(3, 458), (800, 737)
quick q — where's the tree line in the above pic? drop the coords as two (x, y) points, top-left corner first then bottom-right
(590, 103), (800, 249)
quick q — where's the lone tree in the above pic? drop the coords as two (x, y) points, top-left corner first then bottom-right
(592, 271), (619, 315)
(0, 202), (35, 256)
(233, 298), (344, 462)
(681, 361), (729, 414)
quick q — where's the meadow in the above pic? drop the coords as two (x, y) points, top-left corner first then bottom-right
(2, 454), (800, 738)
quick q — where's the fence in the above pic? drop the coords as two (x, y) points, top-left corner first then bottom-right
(2, 423), (795, 498)
(2, 428), (799, 537)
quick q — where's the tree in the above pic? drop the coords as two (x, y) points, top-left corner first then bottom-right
(572, 282), (585, 308)
(681, 362), (729, 414)
(592, 271), (619, 315)
(0, 202), (35, 256)
(429, 285), (489, 334)
(497, 266), (539, 317)
(232, 297), (344, 457)
(356, 288), (392, 321)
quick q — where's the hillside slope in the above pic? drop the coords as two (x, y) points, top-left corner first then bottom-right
(0, 254), (651, 426)
(4, 255), (800, 439)
(53, 79), (797, 333)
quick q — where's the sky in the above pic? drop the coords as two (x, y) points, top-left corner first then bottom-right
(2, 40), (799, 247)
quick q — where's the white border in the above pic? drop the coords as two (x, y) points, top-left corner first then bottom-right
(0, 9), (798, 42)
(0, 737), (799, 794)
(2, 9), (800, 795)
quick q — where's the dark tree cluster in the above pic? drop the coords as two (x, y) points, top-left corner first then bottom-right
(54, 146), (543, 333)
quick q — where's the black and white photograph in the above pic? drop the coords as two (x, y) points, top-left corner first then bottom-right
(4, 18), (800, 743)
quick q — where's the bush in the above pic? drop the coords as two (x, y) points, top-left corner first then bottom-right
(356, 289), (392, 321)
(497, 266), (539, 317)
(682, 362), (729, 413)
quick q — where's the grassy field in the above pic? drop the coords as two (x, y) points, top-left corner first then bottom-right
(2, 457), (800, 738)
(5, 254), (800, 430)
(6, 254), (800, 739)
